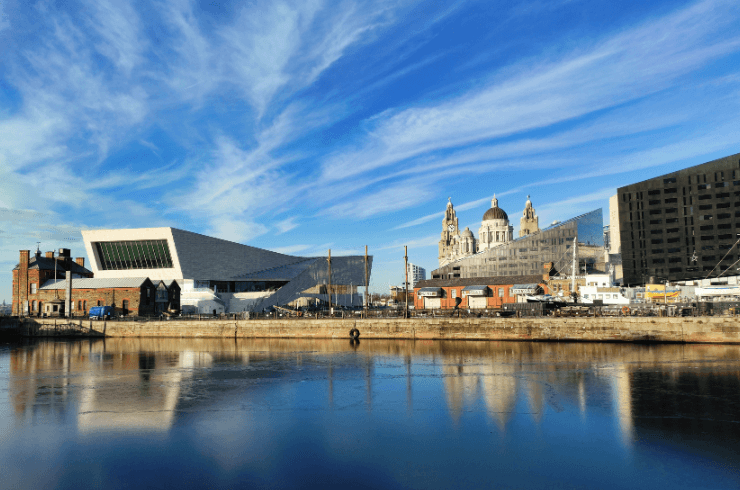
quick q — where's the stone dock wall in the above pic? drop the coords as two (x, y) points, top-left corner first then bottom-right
(6, 316), (740, 343)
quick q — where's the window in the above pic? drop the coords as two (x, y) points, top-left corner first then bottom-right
(498, 288), (504, 297)
(663, 177), (677, 184)
(665, 198), (677, 204)
(669, 267), (683, 273)
(94, 239), (174, 270)
(669, 257), (682, 263)
(702, 256), (716, 261)
(30, 283), (37, 294)
(97, 300), (101, 306)
(717, 202), (730, 209)
(717, 192), (730, 199)
(651, 229), (663, 235)
(719, 223), (732, 230)
(651, 239), (663, 244)
(699, 204), (713, 210)
(649, 199), (660, 205)
(698, 184), (709, 190)
(122, 299), (129, 314)
(649, 209), (662, 215)
(648, 189), (661, 195)
(719, 234), (733, 240)
(652, 249), (664, 254)
(665, 208), (677, 213)
(652, 258), (665, 264)
(702, 245), (714, 251)
(32, 300), (36, 311)
(667, 228), (679, 233)
(649, 219), (663, 225)
(718, 213), (731, 220)
(666, 218), (678, 224)
(664, 188), (677, 194)
(698, 194), (712, 200)
(700, 225), (714, 231)
(451, 289), (456, 299)
(83, 300), (87, 311)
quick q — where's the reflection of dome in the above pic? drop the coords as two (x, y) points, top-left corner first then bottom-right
(461, 227), (474, 237)
(482, 194), (508, 221)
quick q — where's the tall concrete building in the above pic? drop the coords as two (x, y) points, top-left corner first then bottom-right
(617, 152), (740, 285)
(406, 263), (426, 289)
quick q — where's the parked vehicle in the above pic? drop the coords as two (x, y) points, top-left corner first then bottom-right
(89, 306), (113, 320)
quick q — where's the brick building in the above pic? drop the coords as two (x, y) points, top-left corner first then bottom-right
(413, 274), (549, 310)
(37, 277), (170, 317)
(12, 248), (93, 316)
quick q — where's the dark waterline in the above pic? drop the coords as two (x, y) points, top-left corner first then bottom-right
(1, 338), (739, 489)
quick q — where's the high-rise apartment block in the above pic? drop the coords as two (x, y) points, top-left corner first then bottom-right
(618, 152), (740, 285)
(406, 263), (426, 289)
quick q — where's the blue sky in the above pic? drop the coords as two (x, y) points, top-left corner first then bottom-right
(2, 0), (740, 301)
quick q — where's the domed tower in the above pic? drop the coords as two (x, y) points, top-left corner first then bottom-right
(460, 227), (477, 257)
(519, 195), (539, 237)
(479, 194), (513, 251)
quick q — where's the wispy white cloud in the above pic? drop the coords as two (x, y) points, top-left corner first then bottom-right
(275, 217), (299, 234)
(321, 0), (740, 181)
(376, 234), (439, 251)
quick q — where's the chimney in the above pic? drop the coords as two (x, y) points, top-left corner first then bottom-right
(46, 251), (54, 259)
(75, 257), (85, 268)
(17, 251), (30, 316)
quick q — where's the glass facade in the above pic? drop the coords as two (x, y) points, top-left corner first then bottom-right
(94, 240), (173, 270)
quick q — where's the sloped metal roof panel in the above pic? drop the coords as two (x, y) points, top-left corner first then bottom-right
(40, 277), (151, 290)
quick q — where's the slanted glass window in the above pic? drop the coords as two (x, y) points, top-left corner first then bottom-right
(94, 240), (173, 270)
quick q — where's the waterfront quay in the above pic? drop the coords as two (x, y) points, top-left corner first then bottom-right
(5, 316), (740, 343)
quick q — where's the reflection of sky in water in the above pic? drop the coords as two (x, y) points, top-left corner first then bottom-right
(1, 339), (739, 489)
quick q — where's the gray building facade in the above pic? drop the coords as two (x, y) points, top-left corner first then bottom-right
(618, 152), (740, 285)
(432, 209), (604, 279)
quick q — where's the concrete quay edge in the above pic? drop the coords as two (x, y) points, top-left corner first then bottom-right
(5, 316), (740, 343)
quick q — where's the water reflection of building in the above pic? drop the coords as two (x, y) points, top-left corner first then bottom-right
(8, 339), (740, 456)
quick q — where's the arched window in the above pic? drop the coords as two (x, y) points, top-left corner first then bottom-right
(32, 300), (36, 311)
(83, 300), (87, 312)
(97, 300), (102, 306)
(78, 300), (82, 310)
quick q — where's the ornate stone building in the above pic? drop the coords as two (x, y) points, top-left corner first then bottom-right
(439, 198), (478, 267)
(519, 195), (539, 237)
(478, 195), (513, 251)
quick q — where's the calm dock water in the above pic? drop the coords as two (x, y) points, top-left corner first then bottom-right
(1, 338), (739, 489)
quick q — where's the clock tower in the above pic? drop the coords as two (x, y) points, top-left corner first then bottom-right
(439, 198), (461, 267)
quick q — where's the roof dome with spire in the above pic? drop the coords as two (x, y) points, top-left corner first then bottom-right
(482, 194), (509, 221)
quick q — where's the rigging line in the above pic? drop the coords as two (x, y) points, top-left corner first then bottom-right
(715, 255), (740, 280)
(704, 235), (740, 279)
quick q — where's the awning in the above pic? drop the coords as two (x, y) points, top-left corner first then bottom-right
(417, 287), (443, 297)
(510, 284), (541, 295)
(462, 285), (488, 296)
